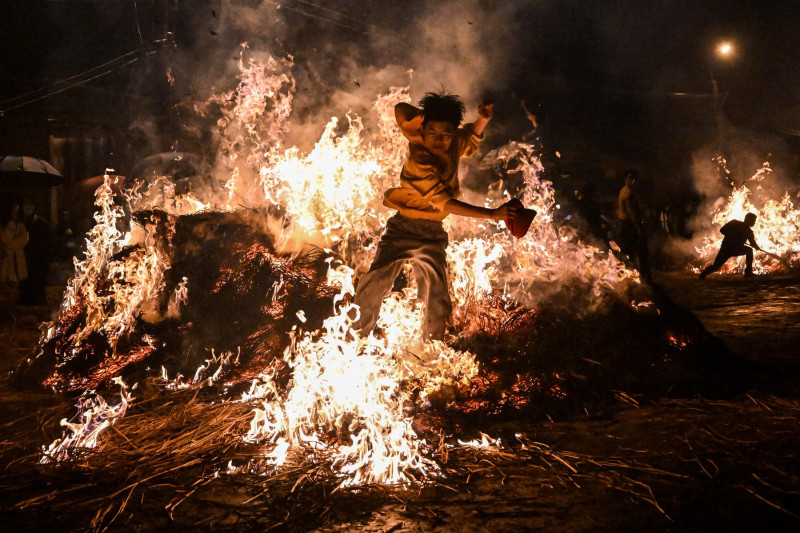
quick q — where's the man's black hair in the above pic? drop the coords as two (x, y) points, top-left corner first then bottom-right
(419, 91), (465, 127)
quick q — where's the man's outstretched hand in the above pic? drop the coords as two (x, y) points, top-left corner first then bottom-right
(478, 101), (494, 120)
(492, 199), (521, 222)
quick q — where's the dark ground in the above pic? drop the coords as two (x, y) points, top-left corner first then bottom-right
(1, 269), (799, 532)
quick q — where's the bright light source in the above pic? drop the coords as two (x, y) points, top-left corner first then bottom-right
(717, 41), (734, 58)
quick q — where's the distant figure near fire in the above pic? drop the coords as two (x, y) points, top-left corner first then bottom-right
(615, 169), (651, 282)
(353, 91), (523, 341)
(699, 213), (762, 279)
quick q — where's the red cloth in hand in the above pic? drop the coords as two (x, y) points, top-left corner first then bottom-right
(506, 198), (536, 238)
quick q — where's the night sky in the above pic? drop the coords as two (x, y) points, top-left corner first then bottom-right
(2, 0), (800, 190)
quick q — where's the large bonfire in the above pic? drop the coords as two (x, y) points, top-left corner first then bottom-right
(16, 46), (727, 492)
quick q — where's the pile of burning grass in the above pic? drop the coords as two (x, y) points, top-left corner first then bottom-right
(408, 286), (758, 444)
(15, 209), (338, 393)
(14, 208), (748, 421)
(1, 206), (789, 530)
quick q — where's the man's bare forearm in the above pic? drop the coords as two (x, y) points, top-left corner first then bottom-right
(443, 199), (502, 220)
(395, 103), (423, 142)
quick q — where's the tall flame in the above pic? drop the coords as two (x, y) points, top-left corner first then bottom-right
(42, 174), (170, 353)
(242, 262), (478, 485)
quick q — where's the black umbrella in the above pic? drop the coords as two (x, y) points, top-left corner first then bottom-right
(0, 155), (64, 188)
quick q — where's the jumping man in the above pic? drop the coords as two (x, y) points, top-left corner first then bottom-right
(353, 91), (521, 341)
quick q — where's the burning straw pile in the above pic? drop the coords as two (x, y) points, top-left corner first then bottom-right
(1, 49), (761, 530)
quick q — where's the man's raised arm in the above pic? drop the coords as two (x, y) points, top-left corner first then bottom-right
(395, 102), (424, 143)
(467, 101), (494, 137)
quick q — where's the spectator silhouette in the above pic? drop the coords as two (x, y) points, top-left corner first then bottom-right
(1, 204), (29, 284)
(574, 182), (609, 244)
(18, 197), (52, 306)
(699, 213), (761, 279)
(615, 170), (651, 282)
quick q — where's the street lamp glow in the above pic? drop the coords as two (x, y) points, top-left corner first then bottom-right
(717, 41), (734, 58)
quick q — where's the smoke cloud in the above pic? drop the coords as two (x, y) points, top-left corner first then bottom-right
(157, 1), (534, 153)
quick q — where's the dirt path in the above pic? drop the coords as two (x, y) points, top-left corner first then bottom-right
(654, 271), (800, 367)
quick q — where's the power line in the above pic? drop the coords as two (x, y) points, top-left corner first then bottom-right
(276, 4), (366, 33)
(2, 0), (151, 113)
(0, 49), (148, 114)
(0, 49), (145, 107)
(271, 0), (401, 37)
(2, 1), (398, 114)
(294, 0), (369, 30)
